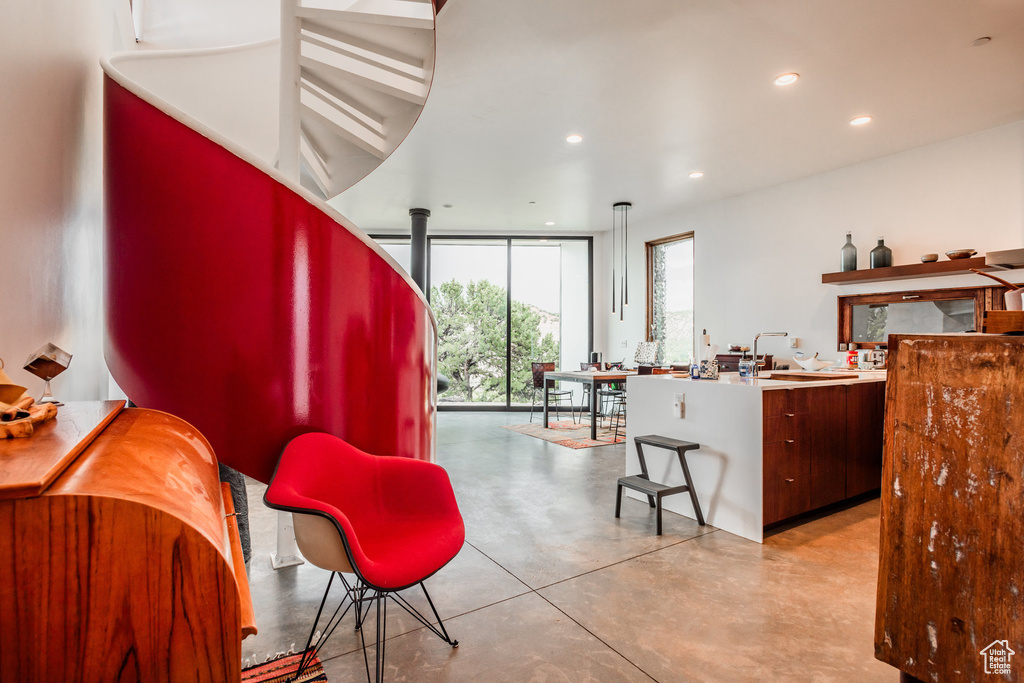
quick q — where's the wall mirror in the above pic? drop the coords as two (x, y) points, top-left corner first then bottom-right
(838, 286), (1005, 349)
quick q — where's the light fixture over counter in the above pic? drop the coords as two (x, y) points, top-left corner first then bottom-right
(612, 201), (632, 322)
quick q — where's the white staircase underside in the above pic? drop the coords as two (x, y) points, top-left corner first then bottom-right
(283, 0), (435, 199)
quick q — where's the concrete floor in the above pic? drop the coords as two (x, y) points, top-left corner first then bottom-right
(242, 411), (896, 682)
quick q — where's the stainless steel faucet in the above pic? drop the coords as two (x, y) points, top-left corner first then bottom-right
(752, 332), (788, 377)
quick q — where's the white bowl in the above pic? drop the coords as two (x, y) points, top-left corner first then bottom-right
(792, 356), (833, 372)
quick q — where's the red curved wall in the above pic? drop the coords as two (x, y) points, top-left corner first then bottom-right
(104, 77), (435, 483)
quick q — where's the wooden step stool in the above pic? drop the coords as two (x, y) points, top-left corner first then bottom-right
(615, 435), (705, 535)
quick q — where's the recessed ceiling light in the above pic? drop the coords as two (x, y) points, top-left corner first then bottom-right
(773, 73), (800, 86)
(545, 221), (555, 226)
(566, 134), (583, 144)
(971, 36), (992, 47)
(539, 239), (549, 243)
(850, 115), (873, 126)
(689, 171), (705, 179)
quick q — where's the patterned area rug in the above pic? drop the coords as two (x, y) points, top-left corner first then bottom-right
(502, 419), (625, 448)
(242, 652), (328, 682)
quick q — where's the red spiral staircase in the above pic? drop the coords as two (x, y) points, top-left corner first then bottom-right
(103, 0), (441, 484)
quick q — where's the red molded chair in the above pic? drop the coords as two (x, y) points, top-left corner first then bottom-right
(264, 433), (465, 682)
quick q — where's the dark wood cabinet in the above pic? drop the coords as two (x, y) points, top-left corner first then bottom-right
(762, 381), (884, 526)
(809, 384), (848, 510)
(845, 381), (885, 497)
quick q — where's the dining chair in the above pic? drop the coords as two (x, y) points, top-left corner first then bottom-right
(530, 362), (573, 423)
(597, 361), (625, 426)
(264, 433), (465, 683)
(576, 362), (601, 423)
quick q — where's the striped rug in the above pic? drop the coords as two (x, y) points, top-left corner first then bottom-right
(501, 419), (625, 448)
(241, 652), (327, 683)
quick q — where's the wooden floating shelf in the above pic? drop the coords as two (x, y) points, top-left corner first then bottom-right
(822, 256), (989, 285)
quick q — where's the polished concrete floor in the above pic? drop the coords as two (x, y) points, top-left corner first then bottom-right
(242, 412), (896, 682)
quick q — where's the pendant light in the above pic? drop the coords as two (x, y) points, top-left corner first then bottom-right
(612, 202), (631, 322)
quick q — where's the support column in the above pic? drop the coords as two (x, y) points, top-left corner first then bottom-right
(409, 208), (430, 292)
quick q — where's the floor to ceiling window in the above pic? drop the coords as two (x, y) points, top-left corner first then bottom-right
(429, 239), (509, 406)
(372, 234), (593, 409)
(646, 232), (694, 365)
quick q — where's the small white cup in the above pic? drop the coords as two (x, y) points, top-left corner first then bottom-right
(1006, 288), (1024, 311)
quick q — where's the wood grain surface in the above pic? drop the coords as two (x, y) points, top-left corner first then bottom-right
(982, 310), (1024, 334)
(0, 406), (245, 682)
(876, 334), (1024, 681)
(0, 401), (124, 500)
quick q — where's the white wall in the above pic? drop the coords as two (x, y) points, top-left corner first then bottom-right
(604, 120), (1024, 364)
(0, 0), (125, 401)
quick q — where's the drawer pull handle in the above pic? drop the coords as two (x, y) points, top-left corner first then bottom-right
(786, 478), (795, 483)
(785, 439), (795, 443)
(784, 413), (795, 418)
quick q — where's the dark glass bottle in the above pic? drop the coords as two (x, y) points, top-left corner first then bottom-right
(870, 237), (892, 269)
(840, 232), (857, 272)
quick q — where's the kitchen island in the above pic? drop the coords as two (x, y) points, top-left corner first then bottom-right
(624, 372), (886, 542)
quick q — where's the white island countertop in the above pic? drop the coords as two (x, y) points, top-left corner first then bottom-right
(624, 370), (886, 543)
(658, 369), (886, 389)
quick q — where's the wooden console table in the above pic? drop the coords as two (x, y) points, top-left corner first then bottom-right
(0, 401), (255, 682)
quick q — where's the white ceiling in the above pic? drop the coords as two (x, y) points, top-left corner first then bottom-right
(330, 0), (1024, 235)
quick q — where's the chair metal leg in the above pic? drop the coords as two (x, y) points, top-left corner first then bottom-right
(375, 591), (386, 683)
(294, 572), (361, 682)
(387, 583), (459, 648)
(614, 482), (623, 518)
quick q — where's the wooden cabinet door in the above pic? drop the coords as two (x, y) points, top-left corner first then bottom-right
(808, 385), (848, 509)
(846, 381), (884, 497)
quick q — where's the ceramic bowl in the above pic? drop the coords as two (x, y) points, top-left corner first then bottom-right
(792, 356), (833, 372)
(946, 249), (977, 260)
(920, 253), (938, 263)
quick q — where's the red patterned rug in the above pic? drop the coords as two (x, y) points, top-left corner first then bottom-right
(502, 419), (625, 448)
(242, 652), (327, 682)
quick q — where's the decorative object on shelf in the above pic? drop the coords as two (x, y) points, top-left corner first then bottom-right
(869, 237), (893, 269)
(792, 352), (833, 372)
(611, 202), (631, 322)
(840, 232), (857, 271)
(946, 249), (977, 260)
(920, 253), (938, 263)
(23, 342), (72, 405)
(971, 268), (1024, 310)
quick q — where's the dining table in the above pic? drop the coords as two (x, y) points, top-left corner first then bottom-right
(543, 370), (636, 440)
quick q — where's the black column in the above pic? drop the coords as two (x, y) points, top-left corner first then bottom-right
(409, 208), (430, 292)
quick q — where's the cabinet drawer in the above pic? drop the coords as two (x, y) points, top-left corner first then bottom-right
(763, 412), (806, 443)
(771, 474), (811, 524)
(763, 388), (810, 417)
(764, 438), (810, 480)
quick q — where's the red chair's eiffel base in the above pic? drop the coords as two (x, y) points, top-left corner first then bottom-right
(294, 572), (459, 683)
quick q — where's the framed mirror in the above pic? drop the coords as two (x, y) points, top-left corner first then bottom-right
(838, 286), (1005, 349)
